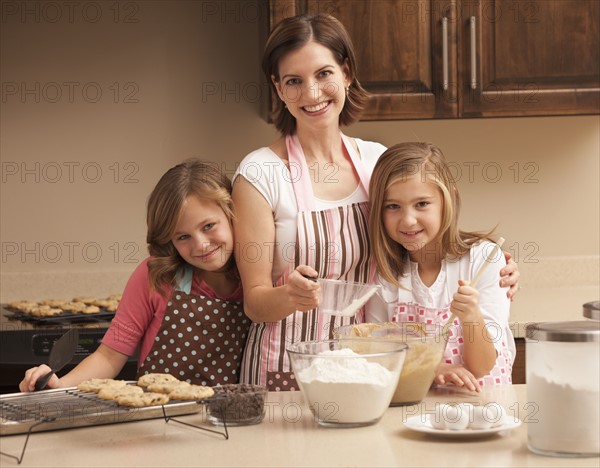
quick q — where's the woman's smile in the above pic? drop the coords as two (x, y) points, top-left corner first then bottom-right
(302, 100), (331, 114)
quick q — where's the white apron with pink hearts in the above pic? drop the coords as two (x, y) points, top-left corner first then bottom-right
(392, 300), (513, 387)
(386, 249), (515, 388)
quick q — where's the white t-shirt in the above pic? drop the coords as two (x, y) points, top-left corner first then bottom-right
(368, 241), (515, 362)
(233, 138), (386, 282)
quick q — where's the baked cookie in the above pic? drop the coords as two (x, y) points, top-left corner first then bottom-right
(77, 378), (128, 393)
(8, 301), (38, 311)
(137, 373), (179, 388)
(107, 294), (122, 302)
(30, 306), (63, 317)
(104, 300), (119, 312)
(61, 302), (87, 313)
(40, 299), (66, 308)
(93, 299), (111, 308)
(92, 299), (119, 312)
(116, 392), (169, 407)
(72, 296), (97, 305)
(98, 384), (144, 400)
(146, 380), (190, 394)
(20, 304), (40, 313)
(79, 305), (100, 314)
(168, 384), (215, 401)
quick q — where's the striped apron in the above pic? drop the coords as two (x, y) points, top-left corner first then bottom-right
(240, 133), (373, 391)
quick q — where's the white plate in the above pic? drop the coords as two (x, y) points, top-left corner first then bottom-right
(403, 415), (522, 438)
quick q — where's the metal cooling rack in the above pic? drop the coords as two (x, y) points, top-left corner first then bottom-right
(0, 386), (229, 464)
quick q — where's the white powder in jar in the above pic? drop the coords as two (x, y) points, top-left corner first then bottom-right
(528, 374), (600, 455)
(297, 349), (397, 424)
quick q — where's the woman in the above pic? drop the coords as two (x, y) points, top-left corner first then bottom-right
(232, 14), (520, 391)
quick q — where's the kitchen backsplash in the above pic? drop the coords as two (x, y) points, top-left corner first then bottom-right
(506, 255), (599, 337)
(1, 268), (134, 304)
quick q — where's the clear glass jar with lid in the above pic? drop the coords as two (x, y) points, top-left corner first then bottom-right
(583, 301), (599, 320)
(526, 321), (599, 457)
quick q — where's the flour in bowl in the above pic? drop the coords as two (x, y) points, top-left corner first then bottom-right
(296, 349), (398, 425)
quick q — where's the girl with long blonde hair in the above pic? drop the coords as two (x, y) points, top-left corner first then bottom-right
(369, 142), (514, 391)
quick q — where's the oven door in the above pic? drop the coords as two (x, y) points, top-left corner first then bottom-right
(0, 324), (137, 394)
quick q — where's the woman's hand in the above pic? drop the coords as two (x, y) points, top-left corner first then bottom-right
(434, 363), (481, 392)
(450, 279), (480, 323)
(19, 365), (61, 392)
(286, 266), (321, 312)
(501, 251), (520, 300)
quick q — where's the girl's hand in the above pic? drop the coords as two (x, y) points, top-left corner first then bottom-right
(450, 279), (480, 323)
(286, 266), (320, 312)
(501, 251), (520, 301)
(19, 365), (61, 392)
(435, 363), (481, 392)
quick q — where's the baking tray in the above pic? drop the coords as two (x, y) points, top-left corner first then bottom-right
(4, 307), (116, 325)
(0, 384), (206, 436)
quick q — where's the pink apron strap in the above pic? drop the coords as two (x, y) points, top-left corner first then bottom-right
(340, 133), (371, 195)
(285, 132), (371, 211)
(286, 134), (316, 211)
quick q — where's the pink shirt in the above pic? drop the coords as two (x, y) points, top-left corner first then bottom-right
(102, 257), (243, 368)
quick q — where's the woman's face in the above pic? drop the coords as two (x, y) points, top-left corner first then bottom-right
(171, 196), (234, 272)
(273, 40), (350, 131)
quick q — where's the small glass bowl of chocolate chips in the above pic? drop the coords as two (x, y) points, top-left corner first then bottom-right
(206, 384), (268, 426)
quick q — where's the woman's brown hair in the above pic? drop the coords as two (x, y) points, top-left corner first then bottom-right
(146, 159), (235, 296)
(263, 13), (370, 135)
(369, 142), (495, 287)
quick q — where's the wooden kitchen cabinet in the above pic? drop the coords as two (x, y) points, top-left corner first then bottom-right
(512, 338), (525, 384)
(460, 0), (600, 117)
(262, 0), (599, 120)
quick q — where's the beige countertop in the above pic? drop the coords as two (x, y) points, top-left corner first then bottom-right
(1, 384), (597, 468)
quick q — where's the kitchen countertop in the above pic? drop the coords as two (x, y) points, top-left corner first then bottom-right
(1, 384), (597, 467)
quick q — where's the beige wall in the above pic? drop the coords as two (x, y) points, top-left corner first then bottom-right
(1, 1), (598, 323)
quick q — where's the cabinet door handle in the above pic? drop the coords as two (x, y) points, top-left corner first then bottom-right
(470, 16), (477, 90)
(442, 17), (448, 90)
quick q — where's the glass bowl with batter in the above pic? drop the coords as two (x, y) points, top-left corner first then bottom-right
(334, 322), (447, 406)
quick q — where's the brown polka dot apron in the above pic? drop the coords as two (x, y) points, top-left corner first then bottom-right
(138, 267), (250, 386)
(240, 133), (373, 391)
